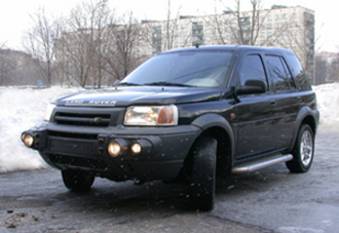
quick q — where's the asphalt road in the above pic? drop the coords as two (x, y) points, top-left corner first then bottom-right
(0, 128), (338, 233)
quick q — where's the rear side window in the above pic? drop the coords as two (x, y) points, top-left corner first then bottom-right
(266, 55), (292, 91)
(239, 54), (267, 87)
(280, 58), (296, 88)
(285, 53), (311, 90)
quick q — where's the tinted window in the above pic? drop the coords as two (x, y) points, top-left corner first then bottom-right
(285, 54), (303, 78)
(285, 53), (311, 90)
(266, 55), (291, 91)
(280, 58), (296, 88)
(121, 51), (233, 88)
(239, 55), (267, 87)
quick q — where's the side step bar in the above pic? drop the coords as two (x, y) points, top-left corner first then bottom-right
(232, 154), (293, 174)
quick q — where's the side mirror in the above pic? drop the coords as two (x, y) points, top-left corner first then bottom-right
(236, 79), (266, 95)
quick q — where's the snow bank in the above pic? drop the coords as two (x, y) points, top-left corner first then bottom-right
(313, 83), (339, 128)
(0, 83), (338, 173)
(0, 86), (80, 173)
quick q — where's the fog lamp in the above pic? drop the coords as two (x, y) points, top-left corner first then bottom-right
(22, 133), (34, 148)
(108, 141), (121, 157)
(131, 143), (142, 154)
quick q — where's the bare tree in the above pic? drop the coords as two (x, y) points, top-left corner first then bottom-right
(207, 0), (286, 45)
(24, 8), (61, 86)
(164, 0), (180, 50)
(142, 0), (192, 53)
(56, 0), (144, 86)
(103, 13), (144, 81)
(57, 0), (112, 87)
(87, 0), (111, 87)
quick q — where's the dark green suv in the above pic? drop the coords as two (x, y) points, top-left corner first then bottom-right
(22, 45), (319, 211)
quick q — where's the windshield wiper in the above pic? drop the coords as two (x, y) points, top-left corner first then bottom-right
(117, 82), (142, 86)
(144, 81), (196, 87)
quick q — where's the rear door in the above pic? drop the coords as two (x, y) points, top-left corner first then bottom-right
(233, 53), (277, 159)
(264, 54), (301, 150)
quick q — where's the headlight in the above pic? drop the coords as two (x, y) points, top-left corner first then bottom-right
(124, 105), (178, 126)
(44, 103), (55, 121)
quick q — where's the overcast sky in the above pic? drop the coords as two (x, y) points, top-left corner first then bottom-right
(0, 0), (336, 52)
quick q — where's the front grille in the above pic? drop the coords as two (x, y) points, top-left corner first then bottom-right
(54, 112), (111, 127)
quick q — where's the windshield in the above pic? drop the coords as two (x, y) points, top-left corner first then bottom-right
(121, 50), (233, 88)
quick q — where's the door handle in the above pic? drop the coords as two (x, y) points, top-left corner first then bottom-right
(270, 101), (277, 105)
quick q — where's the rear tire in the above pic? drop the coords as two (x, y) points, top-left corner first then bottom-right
(188, 136), (217, 211)
(286, 124), (315, 173)
(62, 170), (95, 193)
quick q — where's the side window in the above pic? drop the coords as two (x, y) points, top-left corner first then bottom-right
(285, 53), (311, 90)
(286, 54), (304, 78)
(266, 55), (291, 91)
(281, 58), (296, 89)
(239, 54), (267, 87)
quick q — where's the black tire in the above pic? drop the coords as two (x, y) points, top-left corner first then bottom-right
(61, 170), (95, 193)
(286, 124), (315, 173)
(188, 136), (217, 211)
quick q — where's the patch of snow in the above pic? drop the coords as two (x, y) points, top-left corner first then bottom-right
(313, 83), (339, 128)
(0, 86), (80, 173)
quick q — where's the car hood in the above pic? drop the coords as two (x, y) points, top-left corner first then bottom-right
(57, 86), (222, 107)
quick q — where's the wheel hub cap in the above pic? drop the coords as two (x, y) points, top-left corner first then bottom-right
(300, 130), (313, 166)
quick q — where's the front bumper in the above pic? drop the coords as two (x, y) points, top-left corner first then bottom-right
(23, 123), (201, 181)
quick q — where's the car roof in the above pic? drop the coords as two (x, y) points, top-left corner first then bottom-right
(161, 45), (294, 56)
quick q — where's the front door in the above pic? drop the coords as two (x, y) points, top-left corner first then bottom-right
(232, 53), (277, 159)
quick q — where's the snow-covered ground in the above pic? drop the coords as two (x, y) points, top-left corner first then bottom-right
(0, 83), (338, 173)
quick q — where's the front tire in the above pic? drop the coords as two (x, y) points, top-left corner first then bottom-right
(286, 124), (315, 173)
(61, 170), (95, 193)
(188, 136), (217, 211)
